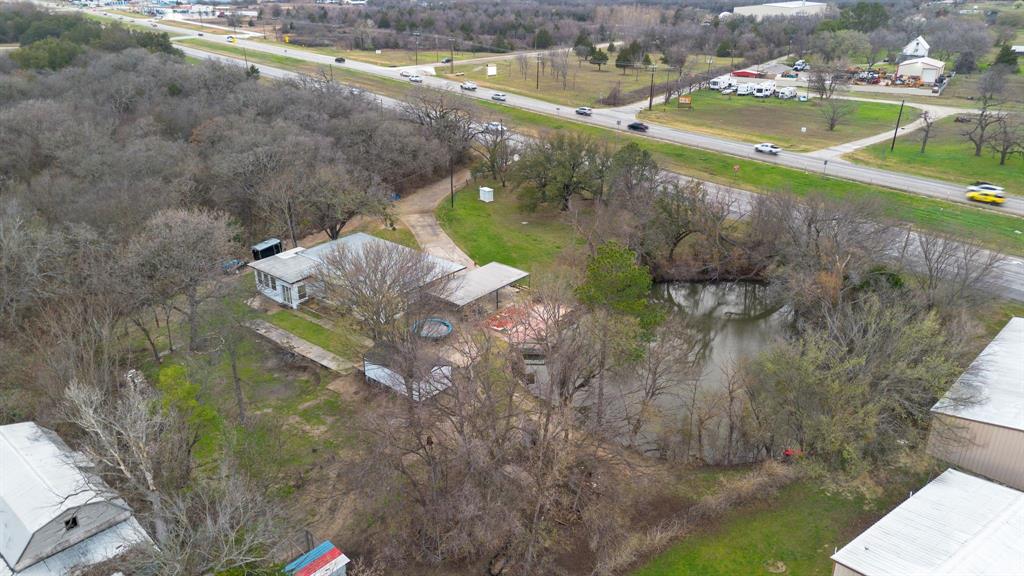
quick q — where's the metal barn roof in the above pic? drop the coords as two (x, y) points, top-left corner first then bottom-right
(932, 317), (1024, 432)
(248, 233), (465, 285)
(0, 422), (149, 575)
(0, 517), (150, 576)
(437, 262), (529, 308)
(832, 469), (1024, 576)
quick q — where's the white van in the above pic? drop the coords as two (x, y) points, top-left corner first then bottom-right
(753, 81), (776, 98)
(776, 87), (798, 99)
(736, 83), (754, 96)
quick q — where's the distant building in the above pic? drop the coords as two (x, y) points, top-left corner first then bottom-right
(0, 422), (151, 576)
(901, 35), (930, 59)
(896, 57), (945, 83)
(928, 317), (1024, 490)
(1012, 45), (1024, 55)
(831, 468), (1024, 576)
(732, 0), (827, 20)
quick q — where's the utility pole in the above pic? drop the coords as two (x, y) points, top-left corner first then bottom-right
(648, 68), (655, 110)
(536, 55), (541, 90)
(890, 99), (906, 152)
(413, 31), (420, 66)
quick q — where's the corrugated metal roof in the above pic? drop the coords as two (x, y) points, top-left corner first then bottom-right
(0, 517), (150, 576)
(932, 317), (1024, 432)
(831, 469), (1024, 576)
(0, 422), (150, 574)
(248, 233), (465, 285)
(437, 262), (529, 308)
(284, 540), (350, 576)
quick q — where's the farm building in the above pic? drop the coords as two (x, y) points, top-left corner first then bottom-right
(927, 317), (1024, 490)
(732, 0), (827, 20)
(0, 422), (151, 576)
(896, 57), (945, 84)
(901, 36), (930, 59)
(831, 469), (1024, 576)
(247, 232), (465, 310)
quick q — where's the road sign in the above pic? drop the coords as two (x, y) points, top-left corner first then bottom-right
(678, 95), (692, 109)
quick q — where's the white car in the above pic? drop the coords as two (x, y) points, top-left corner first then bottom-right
(575, 106), (593, 116)
(967, 181), (1004, 193)
(460, 81), (478, 91)
(491, 92), (507, 102)
(408, 75), (423, 83)
(754, 143), (781, 155)
(486, 121), (504, 132)
(399, 70), (413, 78)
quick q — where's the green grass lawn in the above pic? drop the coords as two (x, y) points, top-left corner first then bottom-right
(638, 92), (914, 152)
(442, 54), (730, 108)
(848, 116), (1024, 195)
(479, 101), (1024, 255)
(371, 226), (419, 249)
(436, 182), (575, 271)
(633, 481), (893, 576)
(266, 309), (368, 360)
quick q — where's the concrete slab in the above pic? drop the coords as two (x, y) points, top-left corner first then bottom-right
(246, 319), (355, 373)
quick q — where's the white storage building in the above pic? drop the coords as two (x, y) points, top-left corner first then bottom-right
(733, 0), (827, 20)
(896, 57), (945, 84)
(0, 422), (151, 576)
(831, 468), (1024, 576)
(927, 317), (1024, 490)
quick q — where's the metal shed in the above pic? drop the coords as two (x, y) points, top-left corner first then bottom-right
(831, 469), (1024, 576)
(927, 317), (1024, 490)
(0, 422), (151, 576)
(362, 344), (453, 401)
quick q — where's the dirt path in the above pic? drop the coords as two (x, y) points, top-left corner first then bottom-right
(393, 169), (476, 268)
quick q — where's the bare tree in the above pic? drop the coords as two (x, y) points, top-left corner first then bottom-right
(919, 111), (937, 153)
(985, 114), (1023, 165)
(403, 89), (480, 209)
(962, 66), (1008, 157)
(0, 200), (62, 333)
(313, 239), (451, 341)
(516, 53), (530, 80)
(301, 163), (389, 240)
(819, 97), (857, 131)
(473, 126), (521, 188)
(808, 64), (848, 100)
(906, 232), (1005, 308)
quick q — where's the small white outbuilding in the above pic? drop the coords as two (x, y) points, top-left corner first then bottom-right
(927, 317), (1024, 490)
(0, 422), (151, 576)
(831, 468), (1024, 576)
(479, 186), (494, 203)
(896, 57), (945, 83)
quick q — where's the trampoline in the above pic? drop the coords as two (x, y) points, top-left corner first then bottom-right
(413, 318), (453, 340)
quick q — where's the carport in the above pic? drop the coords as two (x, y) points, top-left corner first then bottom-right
(435, 262), (529, 309)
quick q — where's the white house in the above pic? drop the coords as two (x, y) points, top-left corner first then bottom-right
(901, 36), (930, 59)
(928, 317), (1024, 490)
(831, 469), (1024, 576)
(896, 57), (945, 83)
(733, 0), (827, 20)
(1012, 45), (1024, 55)
(247, 232), (465, 309)
(0, 422), (151, 576)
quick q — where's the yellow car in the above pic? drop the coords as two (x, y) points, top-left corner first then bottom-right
(966, 190), (1006, 205)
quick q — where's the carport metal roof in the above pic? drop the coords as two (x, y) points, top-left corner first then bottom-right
(436, 262), (529, 308)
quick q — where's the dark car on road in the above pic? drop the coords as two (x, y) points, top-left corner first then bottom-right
(627, 122), (649, 132)
(334, 56), (346, 63)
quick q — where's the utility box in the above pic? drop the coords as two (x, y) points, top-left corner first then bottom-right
(251, 238), (283, 261)
(479, 186), (494, 203)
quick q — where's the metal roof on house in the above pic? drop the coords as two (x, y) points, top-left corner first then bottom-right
(831, 469), (1024, 576)
(0, 517), (150, 576)
(248, 233), (465, 285)
(283, 540), (350, 576)
(932, 317), (1024, 432)
(436, 262), (529, 308)
(898, 56), (945, 68)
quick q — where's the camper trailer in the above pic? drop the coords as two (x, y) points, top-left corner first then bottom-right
(776, 86), (798, 99)
(736, 83), (754, 96)
(753, 81), (776, 98)
(709, 76), (736, 90)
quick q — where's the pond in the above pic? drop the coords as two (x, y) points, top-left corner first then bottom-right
(655, 282), (790, 394)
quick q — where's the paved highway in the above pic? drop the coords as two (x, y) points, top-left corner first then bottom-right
(96, 12), (1024, 216)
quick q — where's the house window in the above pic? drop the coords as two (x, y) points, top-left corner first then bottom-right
(256, 271), (264, 286)
(269, 275), (277, 290)
(297, 284), (307, 300)
(282, 285), (292, 306)
(64, 516), (79, 531)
